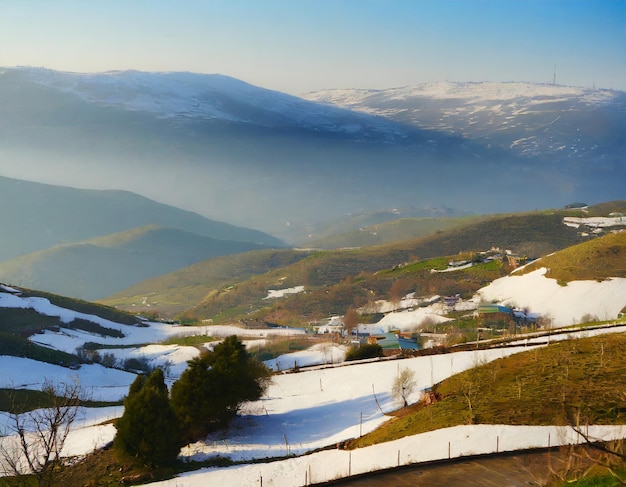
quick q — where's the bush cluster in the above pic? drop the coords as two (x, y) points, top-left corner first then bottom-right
(113, 335), (272, 466)
(345, 343), (384, 361)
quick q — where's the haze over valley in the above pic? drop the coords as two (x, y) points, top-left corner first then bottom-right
(1, 2), (625, 485)
(1, 67), (624, 242)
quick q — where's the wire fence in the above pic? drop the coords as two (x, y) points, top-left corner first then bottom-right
(152, 424), (626, 487)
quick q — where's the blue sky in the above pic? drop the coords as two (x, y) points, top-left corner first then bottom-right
(1, 0), (624, 94)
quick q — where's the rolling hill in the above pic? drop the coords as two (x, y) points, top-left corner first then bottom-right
(102, 248), (315, 316)
(1, 222), (625, 486)
(516, 230), (626, 282)
(103, 205), (626, 322)
(291, 207), (476, 248)
(0, 175), (284, 263)
(0, 225), (276, 301)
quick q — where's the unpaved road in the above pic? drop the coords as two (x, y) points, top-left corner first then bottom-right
(328, 448), (575, 486)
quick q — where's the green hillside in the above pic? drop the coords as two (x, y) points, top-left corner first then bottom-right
(0, 225), (272, 301)
(107, 208), (594, 323)
(101, 248), (315, 316)
(302, 215), (480, 249)
(350, 332), (626, 485)
(517, 231), (626, 281)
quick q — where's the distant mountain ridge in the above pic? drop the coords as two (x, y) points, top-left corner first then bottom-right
(303, 81), (626, 170)
(0, 225), (272, 301)
(17, 67), (405, 141)
(1, 68), (624, 238)
(0, 176), (285, 300)
(0, 175), (284, 261)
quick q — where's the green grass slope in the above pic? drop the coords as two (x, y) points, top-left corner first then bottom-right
(303, 215), (480, 249)
(351, 332), (626, 448)
(518, 231), (626, 281)
(157, 211), (584, 323)
(0, 225), (272, 301)
(101, 248), (315, 317)
(105, 203), (625, 324)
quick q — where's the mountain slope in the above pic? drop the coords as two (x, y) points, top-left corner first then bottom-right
(478, 231), (626, 326)
(302, 215), (480, 249)
(19, 68), (409, 140)
(0, 175), (284, 262)
(0, 225), (272, 301)
(101, 248), (315, 316)
(2, 68), (622, 238)
(304, 81), (626, 169)
(517, 230), (626, 282)
(106, 206), (608, 321)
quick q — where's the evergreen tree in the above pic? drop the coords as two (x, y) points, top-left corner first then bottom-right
(170, 355), (217, 443)
(114, 368), (181, 466)
(171, 335), (272, 442)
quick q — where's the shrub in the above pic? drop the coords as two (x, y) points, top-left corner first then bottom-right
(345, 343), (384, 361)
(171, 336), (272, 443)
(114, 369), (181, 467)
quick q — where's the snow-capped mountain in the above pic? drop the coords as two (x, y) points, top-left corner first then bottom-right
(0, 69), (624, 237)
(304, 81), (626, 164)
(17, 67), (405, 141)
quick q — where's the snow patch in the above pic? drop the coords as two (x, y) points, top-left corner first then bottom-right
(264, 286), (305, 299)
(478, 268), (626, 327)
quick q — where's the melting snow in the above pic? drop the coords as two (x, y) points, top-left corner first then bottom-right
(1, 269), (625, 485)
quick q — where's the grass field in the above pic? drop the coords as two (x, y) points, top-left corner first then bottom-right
(351, 333), (626, 448)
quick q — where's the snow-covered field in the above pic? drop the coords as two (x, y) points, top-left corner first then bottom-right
(479, 268), (626, 328)
(0, 266), (625, 485)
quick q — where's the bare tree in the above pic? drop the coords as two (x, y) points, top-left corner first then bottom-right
(392, 368), (417, 408)
(388, 279), (407, 304)
(0, 378), (82, 487)
(342, 306), (360, 337)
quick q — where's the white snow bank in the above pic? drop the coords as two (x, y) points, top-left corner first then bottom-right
(28, 321), (303, 358)
(0, 291), (305, 357)
(145, 424), (626, 487)
(176, 346), (529, 464)
(563, 216), (624, 228)
(264, 343), (346, 371)
(95, 344), (202, 380)
(0, 406), (121, 474)
(376, 308), (452, 331)
(0, 356), (136, 402)
(478, 268), (626, 327)
(373, 296), (479, 332)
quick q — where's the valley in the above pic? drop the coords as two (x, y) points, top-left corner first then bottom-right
(0, 211), (624, 485)
(0, 64), (624, 486)
(1, 69), (624, 239)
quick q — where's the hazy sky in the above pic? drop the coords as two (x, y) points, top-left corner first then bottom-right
(1, 0), (624, 94)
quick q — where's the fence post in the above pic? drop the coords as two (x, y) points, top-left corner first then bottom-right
(448, 441), (451, 459)
(360, 411), (363, 437)
(349, 450), (352, 476)
(496, 435), (499, 453)
(397, 449), (400, 467)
